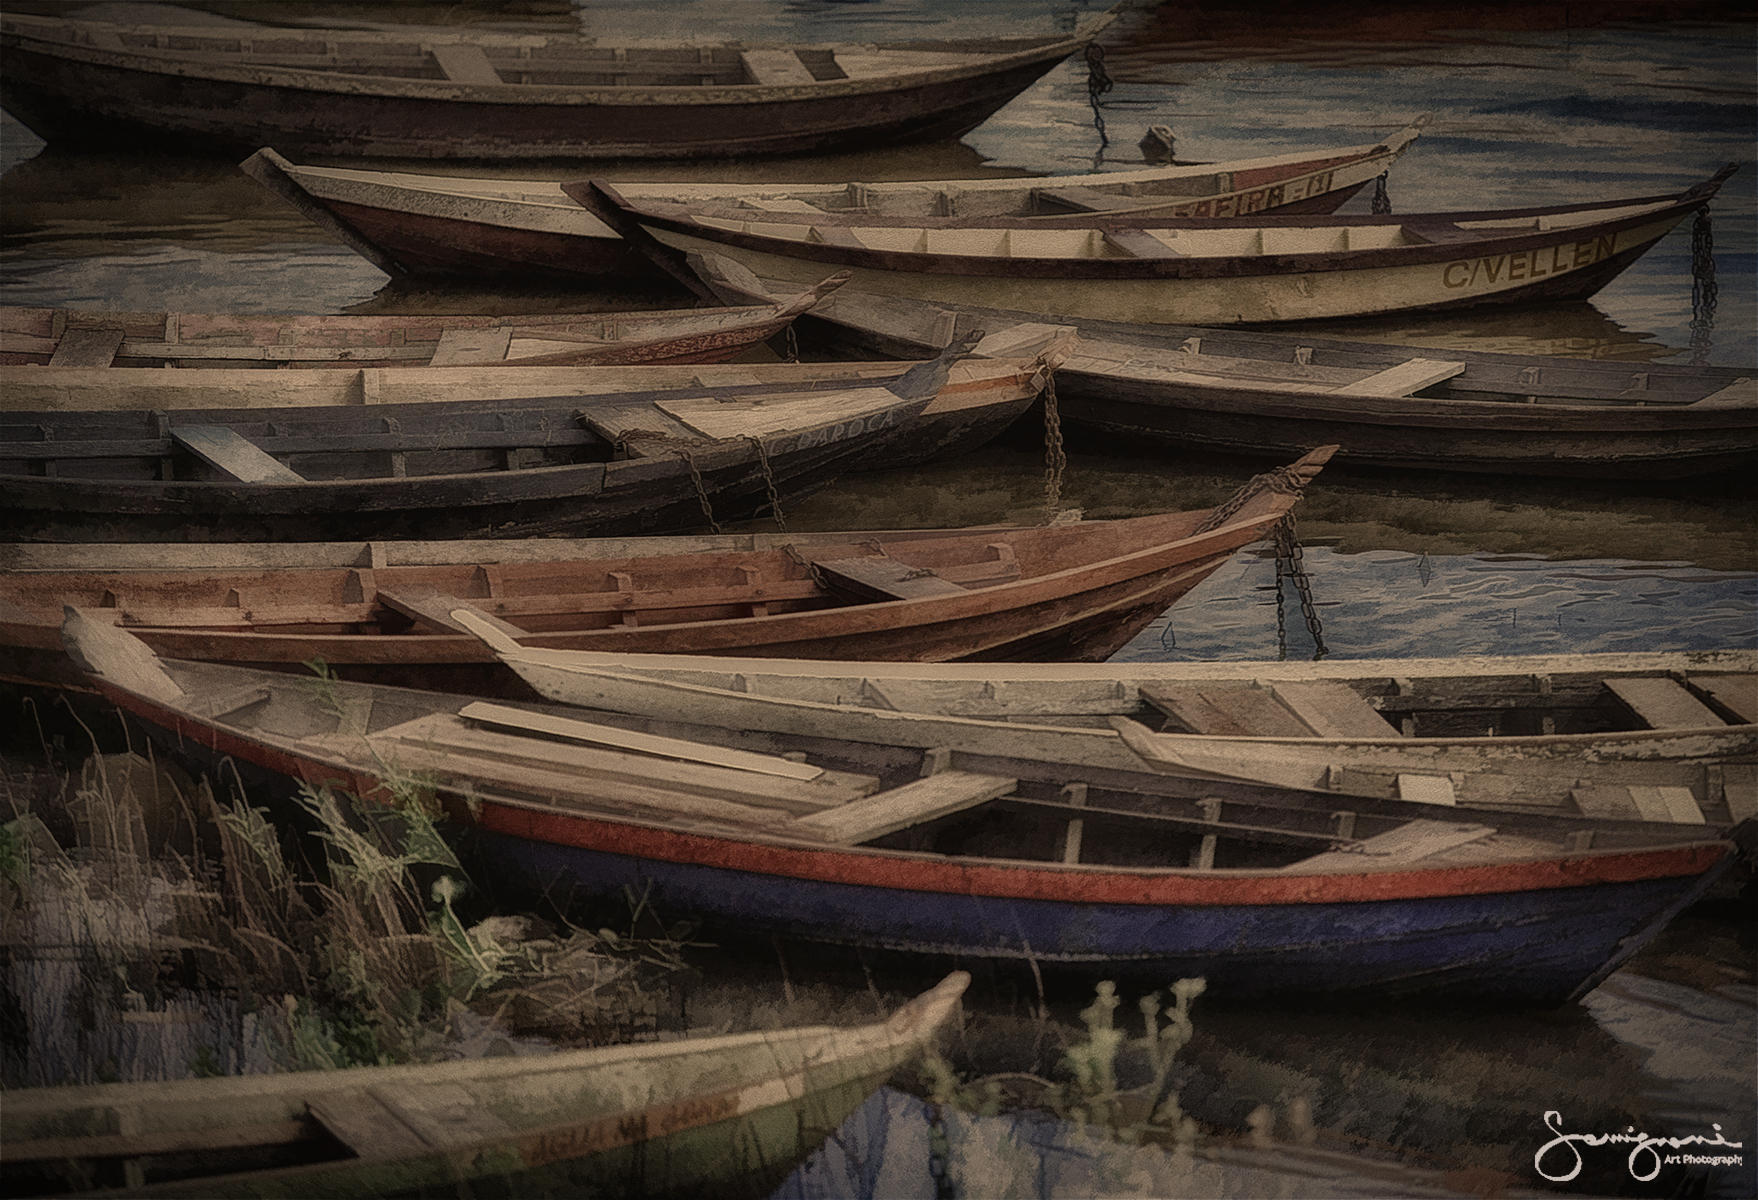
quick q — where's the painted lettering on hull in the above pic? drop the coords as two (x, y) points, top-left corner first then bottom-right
(1168, 170), (1334, 219)
(783, 408), (897, 452)
(1442, 233), (1617, 289)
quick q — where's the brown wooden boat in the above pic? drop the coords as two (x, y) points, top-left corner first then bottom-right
(693, 256), (1758, 479)
(4, 963), (968, 1198)
(0, 447), (1332, 694)
(239, 119), (1425, 281)
(577, 168), (1738, 326)
(0, 276), (846, 372)
(0, 11), (1112, 160)
(0, 333), (1061, 543)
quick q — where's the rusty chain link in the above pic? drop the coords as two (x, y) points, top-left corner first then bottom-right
(743, 435), (787, 533)
(1371, 171), (1392, 215)
(1273, 515), (1328, 660)
(1041, 369), (1067, 524)
(673, 446), (723, 534)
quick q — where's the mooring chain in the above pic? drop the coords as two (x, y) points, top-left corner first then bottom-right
(673, 447), (723, 534)
(1274, 515), (1329, 660)
(1689, 208), (1718, 365)
(1041, 369), (1067, 524)
(780, 541), (829, 591)
(926, 1098), (956, 1200)
(743, 435), (788, 534)
(1371, 171), (1393, 215)
(1085, 42), (1113, 148)
(1191, 464), (1305, 535)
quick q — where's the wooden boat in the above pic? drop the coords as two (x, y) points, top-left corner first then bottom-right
(574, 168), (1739, 326)
(0, 333), (1060, 542)
(0, 275), (846, 373)
(2, 968), (968, 1200)
(61, 612), (1738, 1004)
(239, 118), (1427, 280)
(693, 258), (1758, 480)
(0, 448), (1333, 692)
(455, 640), (1758, 829)
(0, 11), (1112, 160)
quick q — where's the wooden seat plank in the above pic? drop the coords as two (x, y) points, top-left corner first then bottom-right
(1285, 819), (1496, 873)
(1570, 786), (1646, 822)
(428, 326), (512, 366)
(1401, 222), (1481, 244)
(47, 326), (125, 367)
(1721, 764), (1758, 822)
(1691, 378), (1756, 407)
(1685, 673), (1758, 724)
(809, 555), (967, 601)
(1395, 774), (1457, 806)
(1137, 683), (1316, 737)
(1626, 785), (1706, 825)
(171, 426), (306, 484)
(1330, 358), (1466, 398)
(740, 48), (817, 86)
(810, 225), (867, 249)
(1604, 677), (1725, 729)
(431, 43), (502, 85)
(184, 684), (272, 722)
(378, 589), (527, 640)
(377, 712), (864, 811)
(791, 771), (1015, 845)
(1033, 185), (1140, 214)
(1270, 680), (1402, 738)
(738, 197), (828, 214)
(460, 700), (825, 782)
(1104, 229), (1182, 259)
(308, 1090), (433, 1159)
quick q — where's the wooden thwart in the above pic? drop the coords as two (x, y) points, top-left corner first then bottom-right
(809, 555), (968, 601)
(47, 326), (125, 367)
(1269, 680), (1401, 738)
(171, 426), (306, 484)
(377, 590), (526, 640)
(1104, 229), (1182, 259)
(739, 49), (817, 86)
(1033, 185), (1141, 214)
(428, 327), (512, 366)
(308, 1090), (435, 1159)
(1689, 673), (1758, 724)
(791, 771), (1015, 845)
(1571, 784), (1705, 824)
(1330, 358), (1466, 398)
(1137, 683), (1315, 737)
(1605, 677), (1728, 729)
(430, 43), (502, 85)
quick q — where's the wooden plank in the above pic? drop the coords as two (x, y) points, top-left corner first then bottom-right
(1627, 785), (1706, 825)
(47, 327), (125, 367)
(738, 197), (827, 215)
(378, 589), (527, 640)
(809, 555), (967, 601)
(430, 43), (502, 85)
(1721, 764), (1758, 822)
(1331, 358), (1466, 398)
(810, 225), (867, 249)
(2, 1119), (310, 1163)
(1401, 221), (1481, 244)
(428, 327), (512, 366)
(1286, 819), (1496, 873)
(170, 426), (305, 484)
(790, 771), (1015, 845)
(1137, 683), (1316, 737)
(1686, 673), (1758, 724)
(1691, 377), (1756, 407)
(1270, 681), (1401, 738)
(376, 713), (864, 812)
(739, 48), (817, 86)
(1033, 185), (1140, 214)
(308, 1090), (433, 1159)
(1570, 786), (1646, 822)
(1395, 774), (1456, 806)
(183, 684), (272, 722)
(460, 700), (823, 782)
(1104, 229), (1182, 259)
(1604, 677), (1725, 729)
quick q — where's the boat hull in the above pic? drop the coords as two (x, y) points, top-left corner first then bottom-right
(0, 40), (1069, 160)
(468, 827), (1726, 1005)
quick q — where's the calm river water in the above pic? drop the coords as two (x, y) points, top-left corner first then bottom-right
(1, 2), (1753, 1197)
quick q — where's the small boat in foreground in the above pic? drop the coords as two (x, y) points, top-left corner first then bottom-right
(0, 447), (1332, 691)
(64, 612), (1738, 1005)
(578, 168), (1738, 326)
(2, 968), (967, 1198)
(0, 274), (845, 374)
(692, 258), (1758, 480)
(240, 118), (1425, 280)
(459, 639), (1758, 829)
(0, 331), (1061, 542)
(1, 10), (1111, 159)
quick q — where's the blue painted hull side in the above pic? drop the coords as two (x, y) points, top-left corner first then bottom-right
(466, 833), (1721, 1003)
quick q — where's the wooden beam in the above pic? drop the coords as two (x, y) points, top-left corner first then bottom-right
(1103, 229), (1182, 259)
(377, 589), (527, 640)
(308, 1091), (435, 1159)
(1137, 683), (1314, 737)
(170, 426), (305, 484)
(459, 700), (823, 781)
(1270, 681), (1402, 738)
(1689, 673), (1758, 724)
(739, 48), (817, 86)
(1032, 186), (1141, 214)
(430, 43), (502, 85)
(1285, 819), (1496, 873)
(809, 556), (967, 601)
(1605, 677), (1729, 729)
(790, 771), (1015, 845)
(428, 326), (512, 366)
(1331, 358), (1466, 398)
(47, 327), (125, 367)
